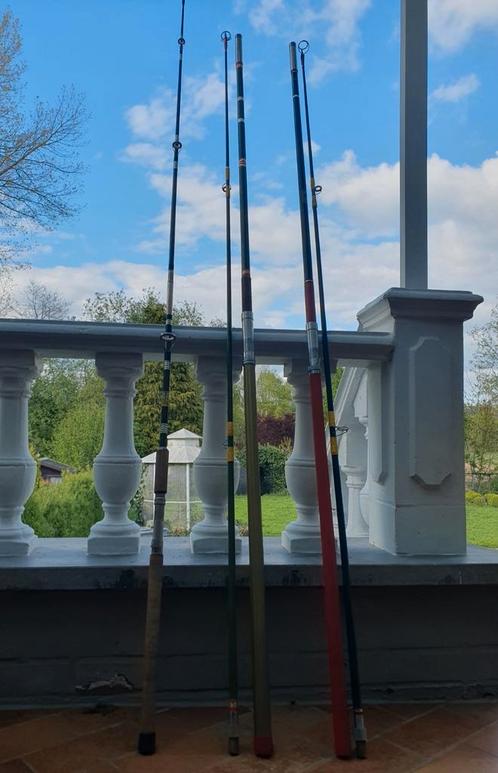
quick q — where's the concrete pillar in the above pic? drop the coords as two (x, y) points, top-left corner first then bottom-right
(88, 353), (143, 556)
(358, 288), (482, 555)
(400, 0), (428, 289)
(0, 350), (40, 556)
(190, 356), (241, 554)
(281, 359), (321, 554)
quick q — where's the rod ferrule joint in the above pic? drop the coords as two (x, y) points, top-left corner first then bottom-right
(242, 311), (255, 364)
(306, 321), (320, 372)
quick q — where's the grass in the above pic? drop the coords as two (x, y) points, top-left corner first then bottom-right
(466, 503), (498, 549)
(236, 494), (498, 549)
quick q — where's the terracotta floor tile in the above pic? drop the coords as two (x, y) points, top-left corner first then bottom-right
(378, 704), (439, 721)
(0, 712), (56, 730)
(0, 761), (35, 773)
(467, 720), (498, 757)
(382, 706), (476, 757)
(0, 709), (127, 763)
(23, 721), (139, 772)
(416, 742), (498, 772)
(308, 737), (427, 772)
(442, 703), (498, 732)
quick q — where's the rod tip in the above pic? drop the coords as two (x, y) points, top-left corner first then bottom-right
(229, 736), (240, 756)
(137, 732), (156, 756)
(254, 735), (274, 758)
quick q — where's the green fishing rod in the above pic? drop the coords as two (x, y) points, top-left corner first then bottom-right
(298, 40), (366, 759)
(221, 29), (240, 758)
(137, 0), (186, 756)
(289, 40), (352, 760)
(235, 33), (274, 759)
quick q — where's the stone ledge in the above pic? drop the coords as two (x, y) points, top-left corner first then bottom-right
(0, 537), (497, 591)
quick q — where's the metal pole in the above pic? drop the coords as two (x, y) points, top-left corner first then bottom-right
(289, 40), (352, 760)
(137, 0), (186, 755)
(235, 32), (274, 760)
(298, 40), (366, 759)
(221, 29), (240, 758)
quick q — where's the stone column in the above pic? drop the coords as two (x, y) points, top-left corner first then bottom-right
(281, 359), (321, 554)
(358, 288), (482, 555)
(190, 356), (241, 554)
(88, 353), (143, 556)
(0, 350), (40, 556)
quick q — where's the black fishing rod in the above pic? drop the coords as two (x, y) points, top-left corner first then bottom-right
(137, 0), (186, 756)
(298, 40), (366, 759)
(221, 29), (240, 758)
(235, 33), (274, 759)
(289, 41), (352, 760)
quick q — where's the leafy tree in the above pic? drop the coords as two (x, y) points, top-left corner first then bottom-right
(84, 289), (204, 456)
(256, 368), (293, 417)
(29, 359), (98, 457)
(465, 403), (498, 488)
(0, 10), (86, 272)
(50, 399), (105, 469)
(472, 301), (498, 406)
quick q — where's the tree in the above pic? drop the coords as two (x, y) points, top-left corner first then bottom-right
(16, 280), (71, 319)
(0, 10), (86, 271)
(472, 301), (498, 406)
(84, 289), (204, 456)
(50, 400), (105, 469)
(29, 359), (101, 457)
(256, 368), (293, 417)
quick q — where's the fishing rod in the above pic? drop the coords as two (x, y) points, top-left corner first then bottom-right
(235, 33), (274, 760)
(137, 0), (186, 756)
(221, 29), (240, 758)
(298, 40), (367, 759)
(289, 41), (352, 760)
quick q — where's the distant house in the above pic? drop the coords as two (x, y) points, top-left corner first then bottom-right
(38, 458), (75, 484)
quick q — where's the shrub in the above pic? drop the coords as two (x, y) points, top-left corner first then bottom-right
(24, 469), (103, 537)
(485, 493), (498, 508)
(465, 490), (486, 506)
(237, 442), (290, 495)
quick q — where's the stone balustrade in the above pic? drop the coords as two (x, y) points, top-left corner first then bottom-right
(0, 288), (482, 559)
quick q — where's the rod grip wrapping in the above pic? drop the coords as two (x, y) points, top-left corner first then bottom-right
(154, 447), (169, 494)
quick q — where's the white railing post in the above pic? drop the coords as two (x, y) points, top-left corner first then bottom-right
(0, 350), (40, 556)
(343, 373), (369, 538)
(190, 356), (241, 554)
(281, 359), (321, 554)
(88, 353), (143, 555)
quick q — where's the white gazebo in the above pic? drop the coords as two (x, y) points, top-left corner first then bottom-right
(141, 428), (202, 532)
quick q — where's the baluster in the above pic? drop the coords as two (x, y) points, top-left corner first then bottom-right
(281, 359), (321, 554)
(341, 422), (368, 539)
(0, 351), (40, 555)
(88, 353), (143, 555)
(190, 356), (241, 554)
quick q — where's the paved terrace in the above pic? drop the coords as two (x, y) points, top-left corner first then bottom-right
(1, 702), (498, 772)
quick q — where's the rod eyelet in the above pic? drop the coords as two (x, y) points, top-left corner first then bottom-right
(172, 140), (182, 150)
(221, 30), (231, 42)
(298, 40), (310, 54)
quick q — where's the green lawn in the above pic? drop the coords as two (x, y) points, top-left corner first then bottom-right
(466, 504), (498, 549)
(236, 495), (498, 549)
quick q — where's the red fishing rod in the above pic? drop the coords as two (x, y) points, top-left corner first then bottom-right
(289, 40), (352, 760)
(299, 40), (366, 758)
(235, 33), (274, 759)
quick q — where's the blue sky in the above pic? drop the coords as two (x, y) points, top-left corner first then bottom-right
(9, 0), (498, 339)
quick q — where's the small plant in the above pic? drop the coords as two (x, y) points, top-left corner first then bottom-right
(465, 490), (486, 505)
(485, 493), (498, 508)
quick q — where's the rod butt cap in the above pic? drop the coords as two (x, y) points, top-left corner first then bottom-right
(254, 735), (274, 758)
(229, 736), (240, 756)
(137, 732), (156, 755)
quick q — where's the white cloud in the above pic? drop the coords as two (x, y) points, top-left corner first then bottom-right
(246, 0), (371, 82)
(120, 142), (168, 170)
(430, 73), (480, 104)
(429, 0), (498, 52)
(124, 70), (226, 147)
